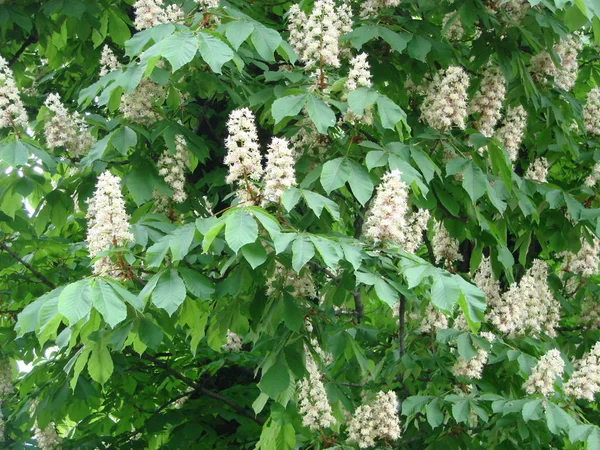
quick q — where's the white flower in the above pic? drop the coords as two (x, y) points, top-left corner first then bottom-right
(44, 93), (95, 158)
(471, 65), (506, 138)
(33, 422), (61, 450)
(99, 45), (119, 76)
(120, 78), (166, 124)
(222, 330), (242, 352)
(487, 259), (559, 337)
(133, 0), (184, 30)
(364, 170), (430, 253)
(0, 56), (28, 130)
(224, 108), (263, 188)
(86, 171), (134, 276)
(530, 35), (582, 91)
(359, 0), (401, 19)
(523, 349), (564, 396)
(347, 390), (401, 448)
(345, 53), (372, 92)
(266, 263), (316, 299)
(288, 0), (351, 70)
(413, 303), (449, 333)
(559, 236), (600, 293)
(298, 351), (335, 430)
(564, 342), (600, 401)
(421, 66), (470, 131)
(432, 219), (463, 267)
(525, 157), (549, 183)
(157, 135), (188, 203)
(0, 359), (13, 400)
(452, 347), (489, 379)
(442, 13), (464, 40)
(472, 256), (502, 319)
(583, 88), (600, 136)
(584, 162), (600, 188)
(495, 105), (527, 163)
(262, 137), (297, 204)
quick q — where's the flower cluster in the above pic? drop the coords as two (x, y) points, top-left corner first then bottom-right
(452, 348), (489, 379)
(564, 342), (600, 401)
(583, 88), (600, 136)
(0, 56), (28, 130)
(364, 170), (429, 253)
(523, 349), (564, 396)
(224, 107), (263, 187)
(412, 303), (449, 334)
(133, 0), (183, 30)
(432, 219), (463, 267)
(584, 162), (600, 188)
(347, 390), (401, 448)
(266, 263), (316, 299)
(525, 157), (549, 183)
(0, 360), (13, 400)
(157, 135), (188, 203)
(559, 237), (600, 292)
(471, 65), (506, 138)
(359, 0), (401, 19)
(472, 256), (502, 317)
(297, 352), (335, 430)
(99, 45), (119, 76)
(421, 66), (470, 131)
(86, 171), (134, 276)
(0, 411), (4, 442)
(503, 0), (530, 22)
(345, 53), (372, 91)
(288, 0), (352, 70)
(33, 422), (61, 450)
(442, 13), (463, 41)
(262, 137), (297, 204)
(119, 78), (166, 124)
(488, 259), (559, 337)
(222, 330), (242, 352)
(44, 93), (95, 158)
(495, 105), (527, 163)
(581, 299), (600, 329)
(530, 35), (582, 91)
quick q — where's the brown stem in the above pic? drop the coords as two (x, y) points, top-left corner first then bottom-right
(0, 242), (56, 289)
(8, 33), (38, 67)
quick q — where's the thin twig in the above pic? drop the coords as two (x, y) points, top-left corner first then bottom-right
(398, 295), (406, 356)
(422, 231), (436, 265)
(0, 242), (56, 289)
(353, 290), (364, 323)
(8, 34), (38, 67)
(129, 351), (264, 425)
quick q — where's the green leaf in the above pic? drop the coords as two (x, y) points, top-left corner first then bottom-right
(160, 31), (199, 72)
(545, 401), (575, 435)
(226, 20), (254, 50)
(58, 280), (93, 325)
(138, 318), (163, 350)
(88, 343), (113, 385)
(431, 272), (461, 312)
(91, 279), (127, 328)
(457, 333), (476, 359)
(292, 235), (315, 273)
(152, 269), (186, 316)
(0, 141), (29, 166)
(411, 147), (437, 183)
(320, 157), (351, 194)
(110, 126), (137, 155)
(201, 219), (226, 253)
(146, 223), (196, 267)
(302, 190), (340, 220)
(374, 278), (398, 308)
(197, 31), (234, 74)
(588, 428), (600, 450)
(426, 399), (444, 429)
(347, 161), (374, 205)
(281, 187), (302, 212)
(309, 235), (342, 269)
(241, 241), (268, 269)
(250, 24), (282, 61)
(225, 209), (258, 253)
(306, 95), (335, 134)
(178, 267), (215, 299)
(401, 396), (432, 416)
(407, 35), (432, 62)
(376, 95), (407, 130)
(522, 399), (543, 422)
(108, 9), (131, 46)
(347, 87), (378, 116)
(463, 162), (487, 202)
(259, 358), (290, 398)
(488, 141), (513, 193)
(378, 27), (412, 53)
(452, 400), (470, 423)
(271, 94), (307, 124)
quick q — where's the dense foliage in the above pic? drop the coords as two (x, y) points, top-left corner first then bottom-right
(1, 0), (600, 448)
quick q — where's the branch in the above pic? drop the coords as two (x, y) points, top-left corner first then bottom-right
(422, 231), (436, 265)
(398, 295), (406, 356)
(353, 290), (364, 323)
(0, 242), (56, 289)
(8, 33), (38, 67)
(129, 351), (264, 425)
